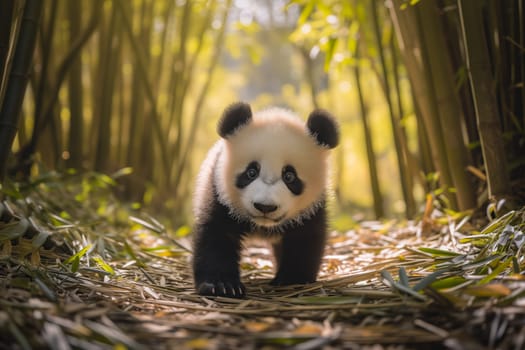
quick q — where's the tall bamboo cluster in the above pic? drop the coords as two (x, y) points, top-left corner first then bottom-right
(0, 0), (231, 222)
(292, 0), (523, 217)
(389, 0), (522, 209)
(0, 0), (43, 182)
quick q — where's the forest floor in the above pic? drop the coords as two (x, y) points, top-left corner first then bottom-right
(1, 172), (524, 350)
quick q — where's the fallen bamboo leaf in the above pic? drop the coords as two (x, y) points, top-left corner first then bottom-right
(418, 247), (461, 257)
(64, 244), (92, 264)
(464, 284), (512, 297)
(92, 255), (115, 275)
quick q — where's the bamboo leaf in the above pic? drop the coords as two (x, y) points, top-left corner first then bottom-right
(297, 1), (314, 25)
(480, 211), (515, 235)
(34, 277), (57, 302)
(31, 230), (49, 249)
(71, 256), (79, 273)
(477, 258), (512, 285)
(430, 276), (468, 290)
(512, 257), (520, 273)
(412, 271), (443, 292)
(380, 270), (426, 301)
(418, 247), (461, 257)
(465, 284), (511, 297)
(398, 267), (409, 287)
(130, 216), (163, 233)
(291, 296), (361, 305)
(92, 256), (115, 275)
(65, 244), (92, 264)
(0, 218), (29, 241)
(111, 167), (133, 179)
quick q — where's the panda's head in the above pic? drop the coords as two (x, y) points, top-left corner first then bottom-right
(215, 102), (339, 229)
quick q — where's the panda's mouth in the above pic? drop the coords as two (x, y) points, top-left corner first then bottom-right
(250, 213), (286, 226)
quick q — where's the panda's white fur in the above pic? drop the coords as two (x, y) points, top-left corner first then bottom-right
(209, 108), (329, 229)
(192, 102), (339, 298)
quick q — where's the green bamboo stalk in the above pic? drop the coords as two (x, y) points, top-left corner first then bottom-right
(66, 0), (84, 169)
(390, 29), (416, 218)
(165, 1), (191, 174)
(0, 0), (43, 182)
(0, 0), (15, 84)
(33, 0), (58, 136)
(415, 2), (476, 210)
(171, 0), (230, 203)
(458, 0), (510, 198)
(14, 1), (100, 176)
(167, 0), (193, 186)
(114, 0), (170, 181)
(94, 3), (120, 171)
(354, 40), (384, 219)
(124, 1), (139, 173)
(167, 1), (216, 184)
(132, 0), (155, 201)
(389, 1), (457, 209)
(299, 46), (320, 109)
(518, 0), (525, 128)
(412, 94), (434, 177)
(417, 1), (476, 210)
(371, 2), (414, 218)
(125, 0), (148, 167)
(0, 0), (21, 115)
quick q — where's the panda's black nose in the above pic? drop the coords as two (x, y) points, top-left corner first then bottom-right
(253, 202), (278, 214)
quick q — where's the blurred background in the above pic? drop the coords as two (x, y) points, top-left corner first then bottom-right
(1, 0), (523, 228)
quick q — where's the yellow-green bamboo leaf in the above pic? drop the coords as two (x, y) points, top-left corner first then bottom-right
(93, 256), (115, 275)
(465, 284), (511, 297)
(65, 244), (92, 264)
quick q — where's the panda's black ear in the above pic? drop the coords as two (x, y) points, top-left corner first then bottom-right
(307, 109), (339, 149)
(217, 102), (253, 138)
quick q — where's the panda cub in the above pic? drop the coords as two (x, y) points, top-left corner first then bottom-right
(192, 102), (339, 298)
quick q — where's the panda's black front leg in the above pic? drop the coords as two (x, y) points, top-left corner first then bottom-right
(193, 223), (245, 297)
(270, 206), (327, 286)
(192, 203), (247, 298)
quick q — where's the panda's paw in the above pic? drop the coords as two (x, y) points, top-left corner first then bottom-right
(196, 280), (246, 298)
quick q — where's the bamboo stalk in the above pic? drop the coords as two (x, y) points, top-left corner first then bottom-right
(66, 0), (84, 169)
(33, 0), (58, 139)
(458, 0), (510, 199)
(518, 0), (525, 128)
(166, 0), (192, 185)
(114, 0), (170, 181)
(389, 1), (457, 209)
(390, 29), (416, 218)
(0, 0), (43, 182)
(123, 0), (151, 200)
(94, 3), (120, 172)
(371, 2), (414, 218)
(171, 0), (230, 203)
(299, 46), (320, 109)
(353, 39), (384, 219)
(416, 1), (476, 211)
(0, 0), (15, 85)
(412, 93), (434, 178)
(135, 0), (155, 200)
(12, 1), (100, 177)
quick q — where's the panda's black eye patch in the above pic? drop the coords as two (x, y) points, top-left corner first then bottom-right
(282, 165), (303, 195)
(236, 161), (260, 188)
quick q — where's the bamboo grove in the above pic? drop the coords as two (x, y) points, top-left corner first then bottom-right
(0, 0), (524, 224)
(291, 0), (524, 217)
(1, 0), (232, 224)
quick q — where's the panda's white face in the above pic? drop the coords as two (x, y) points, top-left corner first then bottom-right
(215, 109), (330, 229)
